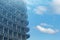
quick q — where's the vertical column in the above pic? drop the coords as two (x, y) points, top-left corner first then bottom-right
(25, 36), (26, 40)
(12, 23), (13, 39)
(20, 27), (22, 40)
(21, 35), (22, 40)
(3, 27), (4, 40)
(7, 21), (9, 40)
(12, 23), (14, 37)
(2, 17), (4, 40)
(12, 31), (14, 40)
(16, 25), (18, 40)
(24, 29), (26, 40)
(6, 20), (8, 40)
(8, 29), (9, 40)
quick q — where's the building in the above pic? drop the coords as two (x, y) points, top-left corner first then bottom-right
(0, 0), (30, 40)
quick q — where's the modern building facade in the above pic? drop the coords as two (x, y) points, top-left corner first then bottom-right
(0, 0), (30, 40)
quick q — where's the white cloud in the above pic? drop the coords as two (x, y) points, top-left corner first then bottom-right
(52, 0), (60, 5)
(53, 6), (60, 14)
(24, 0), (33, 5)
(51, 0), (60, 14)
(40, 23), (53, 27)
(27, 6), (31, 10)
(34, 6), (47, 15)
(24, 0), (60, 15)
(36, 25), (59, 34)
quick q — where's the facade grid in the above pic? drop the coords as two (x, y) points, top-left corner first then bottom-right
(0, 0), (30, 40)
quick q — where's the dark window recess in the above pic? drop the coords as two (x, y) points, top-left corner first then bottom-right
(21, 13), (24, 16)
(9, 30), (12, 36)
(22, 35), (25, 39)
(3, 18), (7, 25)
(13, 38), (17, 40)
(13, 24), (16, 30)
(21, 28), (25, 33)
(21, 20), (29, 26)
(0, 25), (3, 33)
(0, 6), (3, 14)
(2, 9), (7, 16)
(18, 33), (21, 38)
(7, 13), (12, 18)
(4, 37), (8, 40)
(4, 28), (8, 34)
(12, 15), (15, 21)
(8, 21), (12, 27)
(16, 17), (20, 21)
(17, 26), (21, 32)
(25, 21), (29, 26)
(9, 38), (12, 40)
(21, 20), (24, 24)
(14, 32), (17, 37)
(0, 35), (3, 40)
(0, 15), (3, 22)
(15, 10), (20, 16)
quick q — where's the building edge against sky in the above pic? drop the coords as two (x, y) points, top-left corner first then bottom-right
(0, 0), (30, 40)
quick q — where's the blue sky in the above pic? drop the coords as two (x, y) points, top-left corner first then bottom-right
(24, 0), (60, 40)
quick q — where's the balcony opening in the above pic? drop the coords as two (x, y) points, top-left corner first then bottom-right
(4, 28), (8, 36)
(18, 33), (21, 39)
(0, 15), (3, 22)
(4, 37), (8, 40)
(8, 21), (12, 28)
(9, 38), (12, 40)
(0, 35), (3, 40)
(13, 32), (17, 37)
(0, 25), (3, 34)
(3, 18), (7, 25)
(22, 35), (26, 40)
(17, 26), (21, 32)
(9, 30), (12, 37)
(13, 23), (16, 30)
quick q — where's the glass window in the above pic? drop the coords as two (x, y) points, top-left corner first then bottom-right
(4, 37), (8, 40)
(9, 30), (12, 36)
(7, 13), (12, 18)
(7, 21), (12, 28)
(0, 15), (3, 22)
(0, 35), (3, 40)
(21, 20), (24, 24)
(2, 9), (7, 16)
(13, 32), (17, 37)
(0, 6), (3, 14)
(13, 23), (16, 30)
(4, 27), (8, 37)
(17, 26), (21, 32)
(12, 15), (15, 21)
(3, 18), (7, 25)
(18, 33), (21, 38)
(0, 25), (3, 33)
(4, 28), (8, 34)
(21, 20), (29, 26)
(15, 10), (20, 16)
(22, 35), (25, 40)
(13, 38), (17, 40)
(21, 28), (25, 33)
(16, 17), (20, 22)
(9, 39), (12, 40)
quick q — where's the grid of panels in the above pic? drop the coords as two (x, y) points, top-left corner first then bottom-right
(0, 0), (30, 40)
